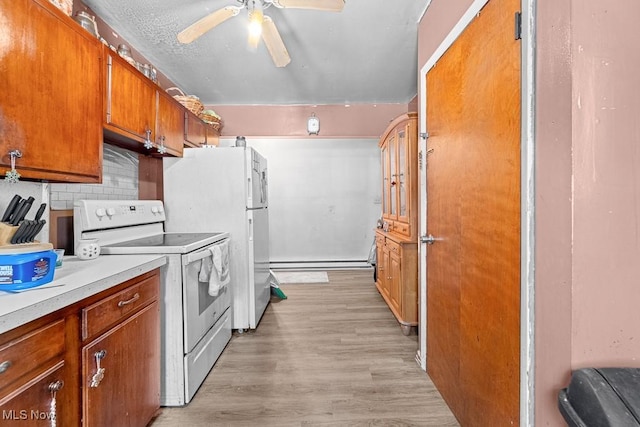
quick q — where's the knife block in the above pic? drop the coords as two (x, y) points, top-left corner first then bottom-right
(0, 222), (18, 246)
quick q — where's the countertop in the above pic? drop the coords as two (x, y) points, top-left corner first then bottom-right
(0, 254), (166, 334)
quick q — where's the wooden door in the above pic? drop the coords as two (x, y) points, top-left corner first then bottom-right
(0, 0), (103, 182)
(426, 0), (521, 425)
(0, 361), (70, 426)
(105, 53), (156, 142)
(184, 111), (207, 146)
(82, 303), (160, 427)
(156, 91), (185, 157)
(389, 251), (401, 312)
(397, 126), (410, 224)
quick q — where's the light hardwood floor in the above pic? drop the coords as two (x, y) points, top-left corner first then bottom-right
(150, 270), (459, 426)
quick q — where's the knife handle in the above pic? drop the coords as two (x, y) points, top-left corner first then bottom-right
(8, 199), (25, 224)
(11, 196), (34, 226)
(34, 203), (47, 221)
(1, 195), (22, 223)
(10, 221), (28, 244)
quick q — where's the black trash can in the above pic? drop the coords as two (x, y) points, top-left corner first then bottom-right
(558, 368), (640, 426)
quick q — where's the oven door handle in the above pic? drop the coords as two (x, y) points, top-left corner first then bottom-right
(184, 245), (217, 264)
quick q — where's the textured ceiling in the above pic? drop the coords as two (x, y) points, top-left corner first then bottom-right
(82, 0), (428, 105)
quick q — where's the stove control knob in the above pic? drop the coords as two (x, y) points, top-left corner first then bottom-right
(157, 206), (164, 214)
(106, 208), (116, 217)
(151, 206), (159, 214)
(96, 208), (106, 218)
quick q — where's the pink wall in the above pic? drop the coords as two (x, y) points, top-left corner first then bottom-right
(534, 1), (574, 425)
(571, 0), (640, 366)
(206, 104), (410, 138)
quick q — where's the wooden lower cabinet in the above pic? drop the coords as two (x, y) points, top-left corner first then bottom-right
(0, 361), (69, 426)
(82, 303), (160, 427)
(0, 269), (160, 427)
(0, 315), (72, 426)
(375, 230), (418, 335)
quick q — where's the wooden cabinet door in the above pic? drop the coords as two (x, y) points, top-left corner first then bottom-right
(375, 238), (385, 289)
(0, 0), (103, 183)
(381, 142), (390, 217)
(205, 125), (220, 147)
(388, 251), (401, 313)
(156, 92), (185, 157)
(0, 361), (71, 426)
(184, 111), (207, 146)
(381, 247), (391, 298)
(105, 53), (156, 144)
(388, 134), (398, 219)
(82, 302), (160, 427)
(396, 125), (410, 224)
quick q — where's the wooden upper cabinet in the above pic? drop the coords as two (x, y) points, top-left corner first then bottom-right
(105, 50), (186, 157)
(184, 111), (207, 147)
(0, 0), (103, 182)
(104, 52), (157, 146)
(156, 91), (185, 157)
(379, 112), (418, 239)
(205, 125), (220, 147)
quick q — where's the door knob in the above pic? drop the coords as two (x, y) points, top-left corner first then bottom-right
(420, 234), (440, 245)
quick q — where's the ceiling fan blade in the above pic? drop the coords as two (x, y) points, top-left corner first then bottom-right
(261, 16), (291, 68)
(177, 6), (241, 44)
(270, 0), (344, 12)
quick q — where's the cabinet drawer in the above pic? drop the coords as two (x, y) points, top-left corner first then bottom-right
(394, 222), (410, 235)
(82, 275), (159, 341)
(375, 235), (386, 247)
(0, 320), (65, 392)
(386, 239), (401, 254)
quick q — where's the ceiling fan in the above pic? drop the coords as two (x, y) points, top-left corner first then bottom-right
(177, 0), (345, 68)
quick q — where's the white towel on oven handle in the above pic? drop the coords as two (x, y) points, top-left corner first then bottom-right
(208, 240), (230, 297)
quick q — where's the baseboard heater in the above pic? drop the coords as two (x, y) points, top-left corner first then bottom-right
(270, 260), (372, 270)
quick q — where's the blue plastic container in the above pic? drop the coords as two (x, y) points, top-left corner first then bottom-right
(0, 250), (56, 291)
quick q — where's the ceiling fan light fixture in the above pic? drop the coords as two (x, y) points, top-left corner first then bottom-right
(247, 0), (264, 48)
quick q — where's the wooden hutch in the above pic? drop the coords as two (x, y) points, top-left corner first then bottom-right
(375, 112), (419, 335)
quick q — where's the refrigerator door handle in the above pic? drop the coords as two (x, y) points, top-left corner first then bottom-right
(248, 217), (253, 241)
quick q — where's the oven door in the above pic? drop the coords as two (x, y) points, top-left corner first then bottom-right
(182, 239), (231, 353)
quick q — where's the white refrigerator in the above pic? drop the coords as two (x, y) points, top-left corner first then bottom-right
(163, 146), (271, 330)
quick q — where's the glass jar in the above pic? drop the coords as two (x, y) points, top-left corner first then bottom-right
(73, 11), (99, 38)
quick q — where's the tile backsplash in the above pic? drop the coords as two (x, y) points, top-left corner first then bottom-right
(50, 144), (139, 210)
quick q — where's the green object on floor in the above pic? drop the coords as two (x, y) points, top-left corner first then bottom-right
(269, 269), (287, 299)
(270, 283), (287, 299)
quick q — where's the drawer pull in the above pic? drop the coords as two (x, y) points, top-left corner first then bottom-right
(49, 380), (63, 427)
(48, 380), (64, 392)
(117, 292), (140, 307)
(90, 350), (107, 388)
(0, 360), (11, 374)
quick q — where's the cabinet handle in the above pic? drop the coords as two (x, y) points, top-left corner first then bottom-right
(143, 129), (153, 150)
(90, 350), (107, 388)
(49, 380), (64, 427)
(118, 292), (140, 307)
(157, 135), (167, 154)
(48, 380), (64, 392)
(5, 150), (22, 183)
(0, 360), (12, 374)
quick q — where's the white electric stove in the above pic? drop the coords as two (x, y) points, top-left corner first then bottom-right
(74, 199), (231, 406)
